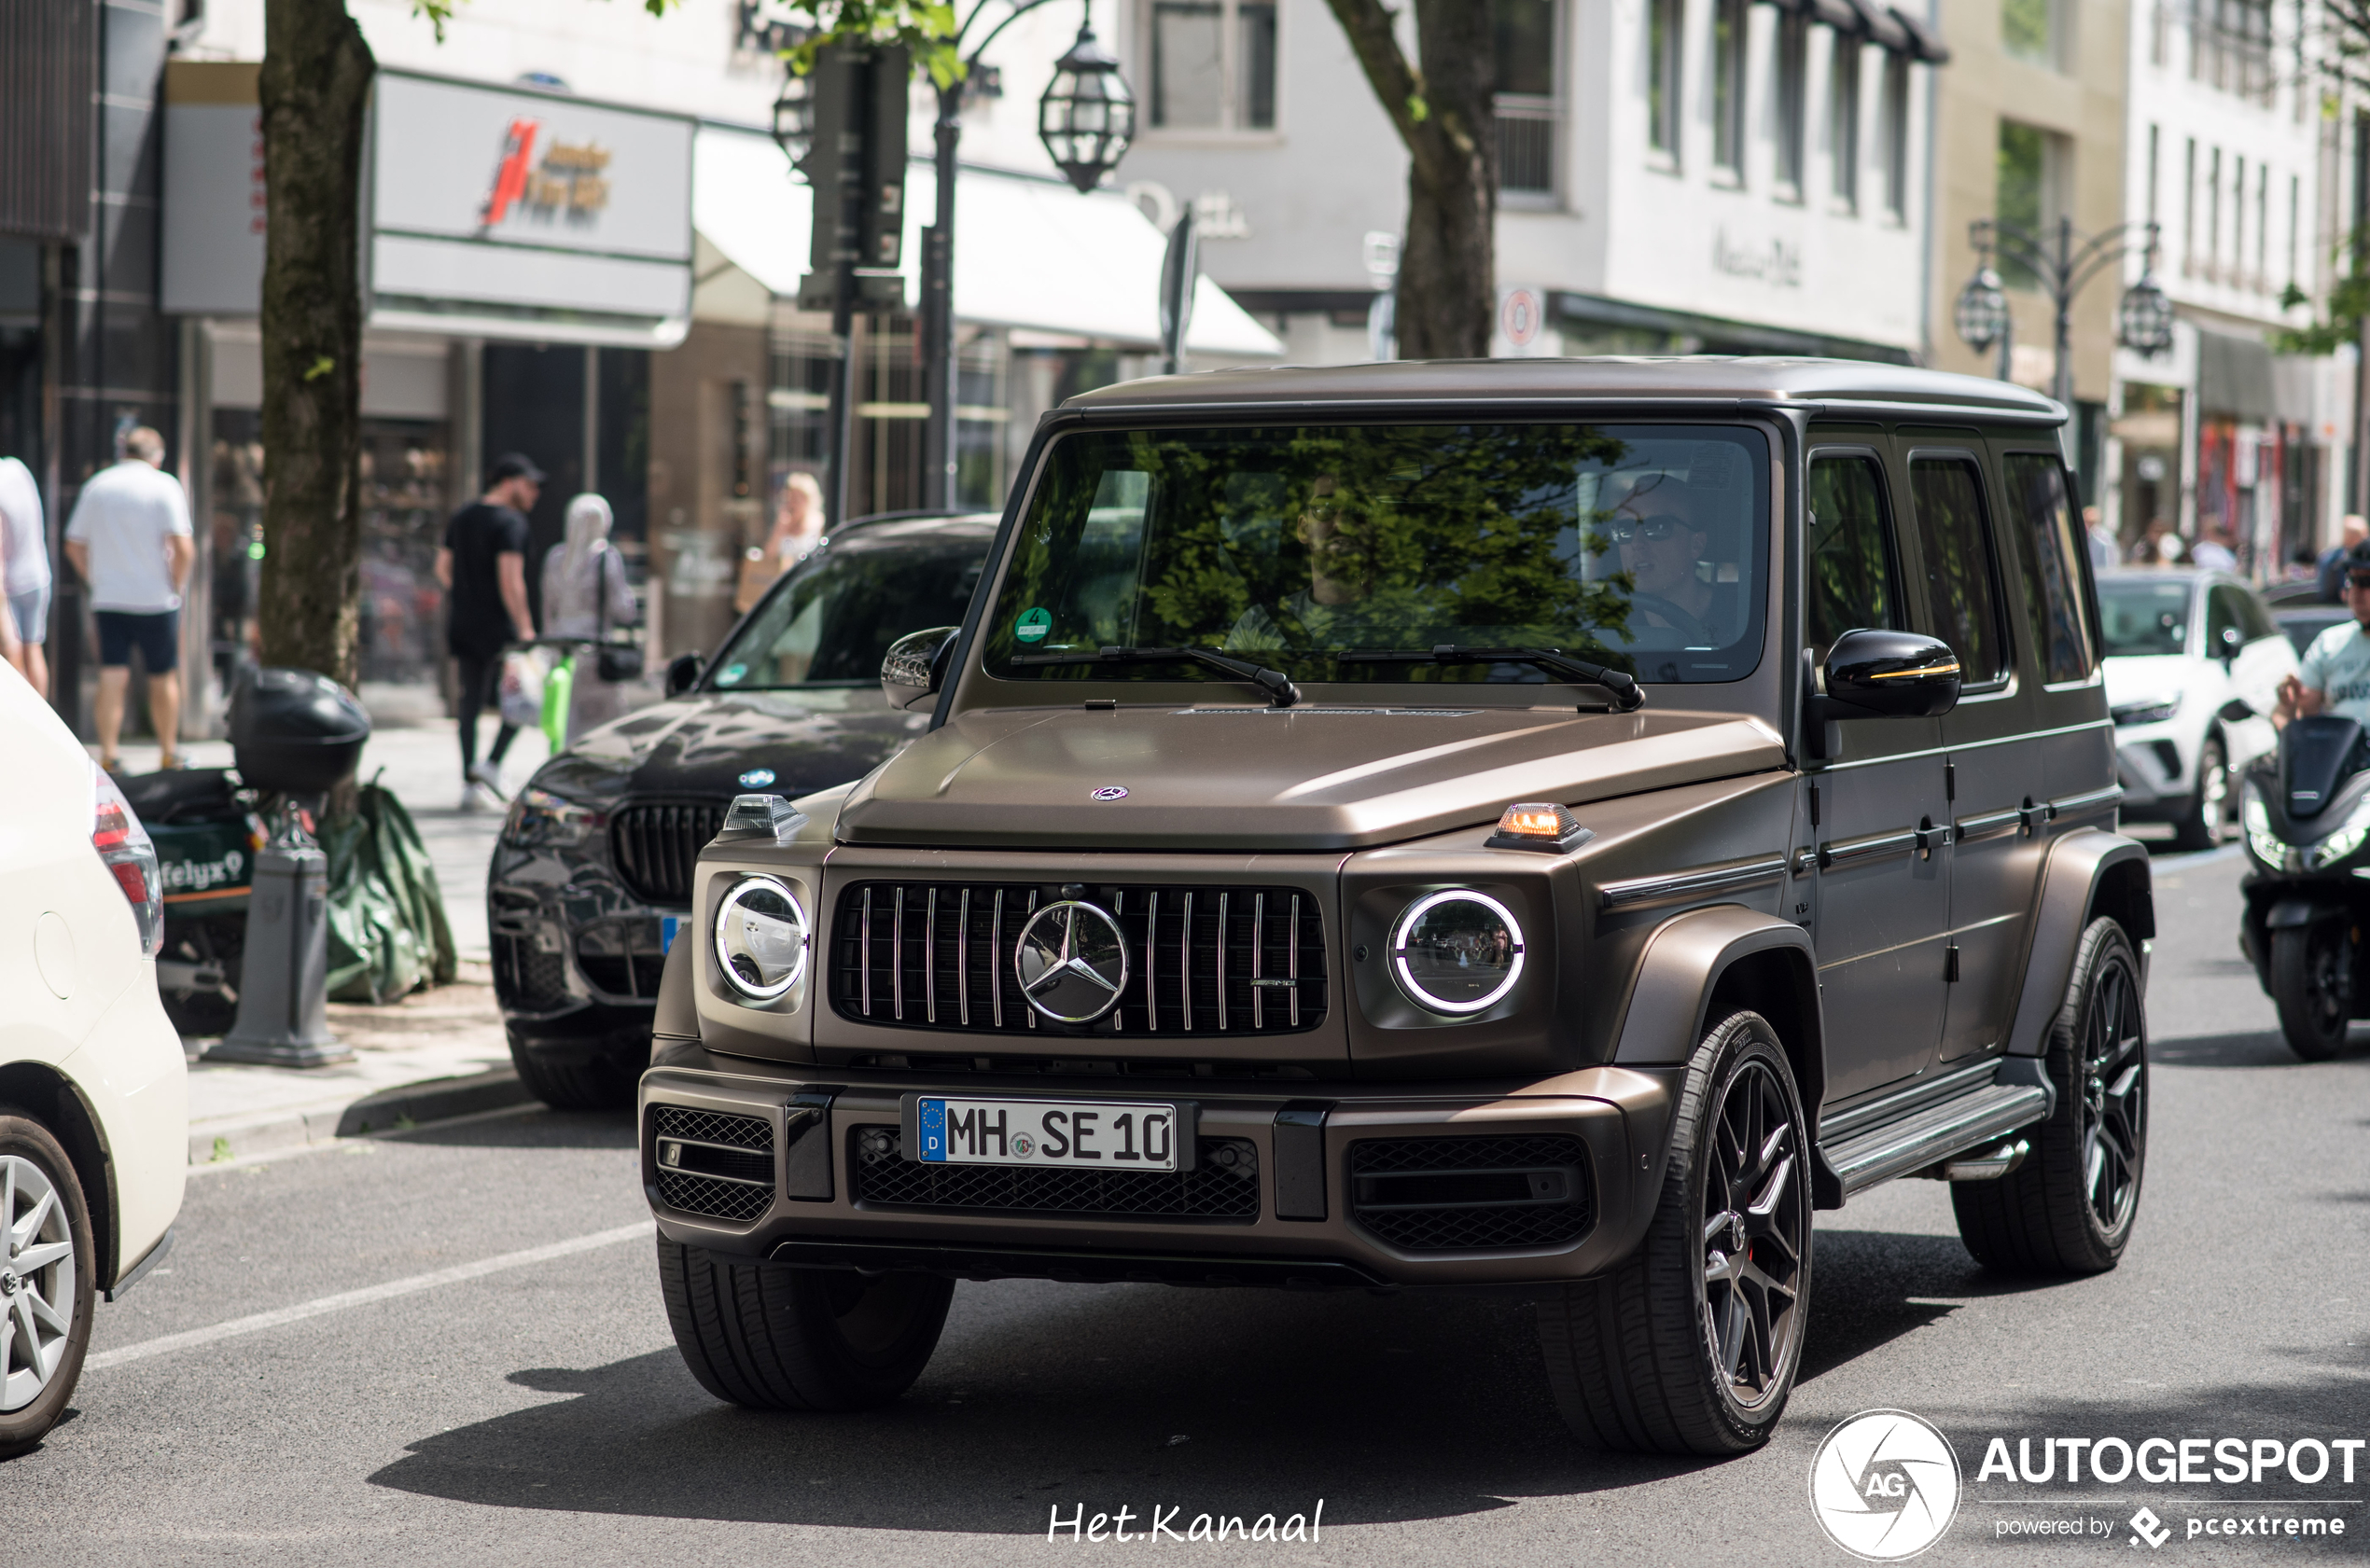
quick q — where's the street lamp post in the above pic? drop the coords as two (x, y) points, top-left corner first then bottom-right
(919, 3), (1136, 511)
(1953, 217), (2174, 408)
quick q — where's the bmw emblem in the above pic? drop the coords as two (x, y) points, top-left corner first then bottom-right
(739, 768), (777, 788)
(1090, 785), (1128, 801)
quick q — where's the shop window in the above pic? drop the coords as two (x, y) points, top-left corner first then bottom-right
(1648, 0), (1683, 160)
(1996, 121), (2063, 290)
(1712, 0), (1747, 177)
(1494, 0), (1560, 197)
(1829, 34), (1860, 208)
(1773, 10), (1806, 195)
(1149, 0), (1276, 133)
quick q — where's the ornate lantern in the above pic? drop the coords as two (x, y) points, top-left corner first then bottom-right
(1038, 23), (1135, 194)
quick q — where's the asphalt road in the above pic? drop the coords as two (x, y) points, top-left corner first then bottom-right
(10, 842), (2368, 1566)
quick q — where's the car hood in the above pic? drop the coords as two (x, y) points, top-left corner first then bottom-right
(529, 690), (928, 805)
(2101, 655), (2196, 707)
(833, 703), (1788, 851)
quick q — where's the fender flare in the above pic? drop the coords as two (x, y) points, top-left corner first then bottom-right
(2005, 827), (2154, 1058)
(1610, 903), (1827, 1118)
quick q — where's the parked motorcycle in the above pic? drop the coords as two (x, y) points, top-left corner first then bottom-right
(130, 668), (372, 1038)
(2240, 714), (2370, 1059)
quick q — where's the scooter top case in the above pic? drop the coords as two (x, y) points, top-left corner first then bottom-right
(122, 768), (261, 917)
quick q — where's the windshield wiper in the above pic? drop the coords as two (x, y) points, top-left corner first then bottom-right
(1010, 645), (1303, 708)
(1335, 645), (1647, 712)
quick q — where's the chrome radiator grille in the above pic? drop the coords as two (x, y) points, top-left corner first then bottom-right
(828, 881), (1328, 1036)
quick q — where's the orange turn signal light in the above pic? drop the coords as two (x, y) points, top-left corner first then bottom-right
(1486, 801), (1591, 853)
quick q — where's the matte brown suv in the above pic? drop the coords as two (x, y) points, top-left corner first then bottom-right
(639, 360), (2154, 1455)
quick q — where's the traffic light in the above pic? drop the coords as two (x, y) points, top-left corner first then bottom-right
(798, 43), (908, 310)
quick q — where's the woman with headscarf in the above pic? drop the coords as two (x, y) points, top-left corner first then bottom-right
(541, 493), (641, 739)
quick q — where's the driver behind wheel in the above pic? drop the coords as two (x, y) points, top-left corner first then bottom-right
(2276, 542), (2370, 728)
(1607, 473), (1738, 646)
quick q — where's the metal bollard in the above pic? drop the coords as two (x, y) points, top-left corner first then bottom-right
(210, 808), (351, 1067)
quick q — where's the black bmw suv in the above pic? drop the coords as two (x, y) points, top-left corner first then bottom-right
(489, 512), (997, 1106)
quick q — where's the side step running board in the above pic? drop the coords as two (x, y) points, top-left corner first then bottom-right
(1819, 1063), (2054, 1197)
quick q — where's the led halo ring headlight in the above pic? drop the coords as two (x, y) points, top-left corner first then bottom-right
(1389, 889), (1527, 1016)
(714, 874), (809, 1003)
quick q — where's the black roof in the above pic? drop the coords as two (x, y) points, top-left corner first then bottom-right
(1063, 356), (2063, 424)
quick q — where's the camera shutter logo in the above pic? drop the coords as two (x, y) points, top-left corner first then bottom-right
(1807, 1409), (1961, 1561)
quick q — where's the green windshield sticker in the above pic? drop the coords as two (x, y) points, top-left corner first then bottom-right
(1014, 607), (1053, 644)
(717, 663), (747, 686)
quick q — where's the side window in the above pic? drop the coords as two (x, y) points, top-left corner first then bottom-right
(1805, 454), (1901, 652)
(1907, 456), (2009, 683)
(2001, 451), (2096, 682)
(2236, 588), (2279, 643)
(2205, 587), (2243, 660)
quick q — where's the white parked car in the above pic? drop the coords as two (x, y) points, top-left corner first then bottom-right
(0, 668), (185, 1456)
(2098, 568), (2294, 849)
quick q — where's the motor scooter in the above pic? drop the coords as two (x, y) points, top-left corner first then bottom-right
(127, 768), (265, 1036)
(2239, 713), (2370, 1059)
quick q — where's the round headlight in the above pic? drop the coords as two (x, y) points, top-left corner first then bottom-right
(1390, 890), (1526, 1015)
(714, 875), (808, 1002)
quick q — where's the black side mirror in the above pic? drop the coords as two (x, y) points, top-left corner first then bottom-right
(881, 626), (961, 712)
(1810, 628), (1961, 725)
(665, 653), (703, 698)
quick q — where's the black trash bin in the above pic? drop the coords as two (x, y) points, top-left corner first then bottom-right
(230, 668), (371, 796)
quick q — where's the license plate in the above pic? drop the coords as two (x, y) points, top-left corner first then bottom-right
(909, 1096), (1189, 1172)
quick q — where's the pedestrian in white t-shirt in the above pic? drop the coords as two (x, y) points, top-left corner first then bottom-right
(63, 428), (194, 770)
(0, 455), (37, 688)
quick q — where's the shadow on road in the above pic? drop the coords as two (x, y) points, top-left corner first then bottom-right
(365, 1222), (2109, 1525)
(392, 1106), (637, 1152)
(2148, 1030), (2370, 1068)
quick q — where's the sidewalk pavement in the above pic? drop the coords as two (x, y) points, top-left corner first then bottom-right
(106, 715), (565, 1163)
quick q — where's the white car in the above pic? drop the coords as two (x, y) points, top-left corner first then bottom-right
(0, 668), (186, 1456)
(2098, 567), (2294, 849)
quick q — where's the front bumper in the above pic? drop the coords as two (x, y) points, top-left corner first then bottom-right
(2113, 728), (2192, 814)
(638, 1042), (1679, 1289)
(488, 836), (681, 1033)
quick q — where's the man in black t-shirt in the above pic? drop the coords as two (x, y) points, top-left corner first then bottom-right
(437, 452), (541, 807)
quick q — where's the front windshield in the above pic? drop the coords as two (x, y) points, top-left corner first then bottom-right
(981, 423), (1770, 688)
(2097, 578), (2192, 659)
(708, 532), (984, 690)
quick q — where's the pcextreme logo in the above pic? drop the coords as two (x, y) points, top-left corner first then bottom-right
(1809, 1409), (1964, 1561)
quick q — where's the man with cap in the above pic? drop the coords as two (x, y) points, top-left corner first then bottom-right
(436, 452), (541, 806)
(2279, 541), (2370, 728)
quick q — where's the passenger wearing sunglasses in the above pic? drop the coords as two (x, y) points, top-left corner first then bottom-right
(1225, 473), (1387, 653)
(1609, 474), (1725, 645)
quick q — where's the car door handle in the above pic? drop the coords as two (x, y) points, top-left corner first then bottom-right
(1819, 827), (1918, 868)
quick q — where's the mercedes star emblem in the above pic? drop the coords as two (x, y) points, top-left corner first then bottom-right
(1013, 899), (1131, 1023)
(1090, 785), (1128, 800)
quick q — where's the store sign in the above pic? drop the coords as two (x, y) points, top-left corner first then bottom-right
(367, 74), (693, 345)
(1711, 228), (1803, 288)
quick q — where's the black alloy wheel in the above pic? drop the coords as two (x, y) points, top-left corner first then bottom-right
(1954, 918), (2149, 1274)
(2270, 919), (2354, 1062)
(1536, 1011), (1812, 1454)
(1699, 1052), (1809, 1407)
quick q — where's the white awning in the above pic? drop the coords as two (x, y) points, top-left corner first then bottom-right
(693, 126), (1280, 359)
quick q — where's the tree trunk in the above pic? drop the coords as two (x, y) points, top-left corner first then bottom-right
(1321, 0), (1496, 359)
(257, 0), (373, 690)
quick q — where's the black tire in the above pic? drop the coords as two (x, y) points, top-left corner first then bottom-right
(2269, 920), (2353, 1062)
(1954, 918), (2148, 1274)
(507, 1032), (641, 1111)
(0, 1115), (97, 1460)
(657, 1238), (955, 1411)
(1535, 1011), (1812, 1455)
(2171, 733), (2229, 851)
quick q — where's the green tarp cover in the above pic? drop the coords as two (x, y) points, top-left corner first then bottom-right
(323, 782), (458, 1004)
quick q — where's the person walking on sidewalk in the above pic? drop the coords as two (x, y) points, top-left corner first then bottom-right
(436, 452), (540, 808)
(540, 492), (639, 739)
(0, 452), (47, 694)
(64, 427), (193, 770)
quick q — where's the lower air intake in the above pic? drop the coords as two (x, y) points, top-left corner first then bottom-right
(651, 1104), (775, 1224)
(1348, 1134), (1594, 1252)
(851, 1127), (1260, 1222)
